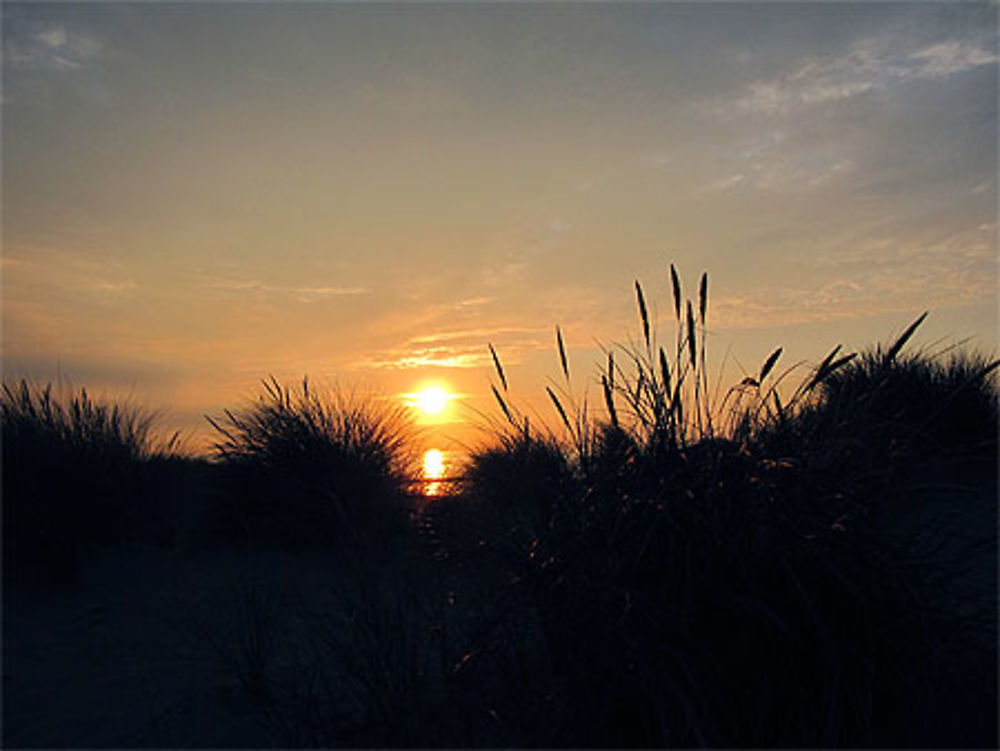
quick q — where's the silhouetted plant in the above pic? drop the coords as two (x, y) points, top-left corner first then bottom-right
(1, 379), (178, 589)
(458, 265), (998, 747)
(206, 377), (417, 548)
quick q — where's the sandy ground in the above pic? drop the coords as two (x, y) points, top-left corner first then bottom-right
(4, 477), (995, 747)
(4, 547), (360, 747)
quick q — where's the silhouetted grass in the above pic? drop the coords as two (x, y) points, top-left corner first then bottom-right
(1, 380), (181, 590)
(3, 269), (996, 748)
(453, 267), (998, 747)
(206, 376), (418, 549)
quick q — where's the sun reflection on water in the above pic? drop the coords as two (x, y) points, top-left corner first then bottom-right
(422, 448), (446, 497)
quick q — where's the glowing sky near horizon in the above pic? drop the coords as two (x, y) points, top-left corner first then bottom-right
(2, 2), (997, 451)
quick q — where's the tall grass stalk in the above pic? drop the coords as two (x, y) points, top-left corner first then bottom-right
(465, 264), (998, 746)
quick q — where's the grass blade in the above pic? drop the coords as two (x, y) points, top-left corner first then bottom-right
(802, 345), (853, 394)
(602, 375), (618, 427)
(489, 343), (508, 392)
(659, 347), (671, 395)
(491, 384), (514, 426)
(885, 311), (928, 363)
(546, 386), (572, 433)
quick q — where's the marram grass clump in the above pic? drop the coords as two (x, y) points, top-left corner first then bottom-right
(456, 265), (998, 748)
(207, 376), (418, 548)
(1, 380), (180, 588)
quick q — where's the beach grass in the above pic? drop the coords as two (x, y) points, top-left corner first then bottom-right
(2, 268), (996, 747)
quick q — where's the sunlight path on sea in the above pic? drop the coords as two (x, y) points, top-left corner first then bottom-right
(422, 448), (446, 497)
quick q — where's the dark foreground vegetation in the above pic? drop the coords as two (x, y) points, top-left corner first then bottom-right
(4, 268), (997, 748)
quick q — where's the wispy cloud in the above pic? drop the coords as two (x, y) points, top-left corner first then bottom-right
(356, 326), (549, 371)
(455, 297), (494, 308)
(207, 278), (368, 302)
(407, 326), (545, 346)
(92, 280), (137, 293)
(695, 119), (861, 194)
(814, 222), (996, 269)
(363, 351), (492, 370)
(703, 154), (854, 193)
(732, 33), (997, 116)
(5, 23), (105, 72)
(907, 40), (998, 78)
(293, 286), (369, 303)
(711, 224), (996, 328)
(2, 250), (136, 299)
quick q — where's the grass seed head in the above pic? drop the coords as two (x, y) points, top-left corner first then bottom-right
(670, 263), (682, 320)
(556, 326), (570, 382)
(759, 347), (783, 382)
(698, 272), (708, 325)
(489, 343), (508, 392)
(885, 311), (928, 363)
(686, 301), (697, 366)
(635, 280), (650, 348)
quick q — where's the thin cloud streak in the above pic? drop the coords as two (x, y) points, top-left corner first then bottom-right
(2, 250), (137, 298)
(4, 21), (105, 72)
(357, 327), (551, 371)
(731, 33), (997, 117)
(407, 326), (547, 346)
(206, 278), (369, 302)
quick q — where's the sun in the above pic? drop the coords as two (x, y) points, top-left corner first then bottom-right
(404, 384), (454, 417)
(417, 386), (448, 414)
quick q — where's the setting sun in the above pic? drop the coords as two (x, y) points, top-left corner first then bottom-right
(417, 386), (448, 414)
(405, 384), (455, 418)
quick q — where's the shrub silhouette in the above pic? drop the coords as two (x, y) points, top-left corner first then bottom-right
(207, 377), (416, 548)
(1, 380), (177, 589)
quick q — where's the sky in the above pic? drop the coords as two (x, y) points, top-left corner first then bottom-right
(3, 2), (997, 456)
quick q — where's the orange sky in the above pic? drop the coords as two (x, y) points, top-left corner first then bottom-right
(3, 3), (997, 456)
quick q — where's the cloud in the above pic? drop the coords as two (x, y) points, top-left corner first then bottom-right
(407, 326), (546, 346)
(455, 297), (494, 308)
(363, 351), (492, 370)
(971, 179), (995, 195)
(704, 157), (855, 194)
(93, 280), (137, 293)
(5, 22), (105, 72)
(356, 326), (549, 371)
(731, 33), (997, 116)
(292, 286), (369, 303)
(206, 278), (368, 302)
(710, 224), (996, 329)
(908, 40), (998, 78)
(2, 249), (136, 299)
(814, 222), (996, 269)
(701, 129), (856, 194)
